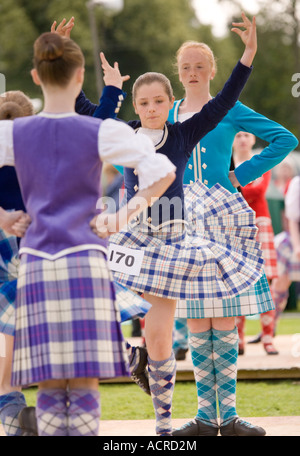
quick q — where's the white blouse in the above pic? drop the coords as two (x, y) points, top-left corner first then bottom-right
(0, 115), (176, 191)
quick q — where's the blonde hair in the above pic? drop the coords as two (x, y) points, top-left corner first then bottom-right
(176, 41), (217, 74)
(0, 91), (34, 120)
(33, 32), (84, 87)
(132, 72), (174, 102)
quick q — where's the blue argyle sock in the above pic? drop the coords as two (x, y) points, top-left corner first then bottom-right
(0, 391), (26, 436)
(36, 389), (68, 436)
(212, 327), (239, 426)
(189, 330), (218, 428)
(148, 353), (176, 435)
(173, 318), (189, 351)
(68, 389), (101, 436)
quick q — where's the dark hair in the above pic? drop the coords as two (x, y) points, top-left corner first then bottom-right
(0, 91), (34, 120)
(33, 32), (84, 87)
(132, 72), (173, 102)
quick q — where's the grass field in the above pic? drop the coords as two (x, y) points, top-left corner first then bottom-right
(22, 315), (300, 420)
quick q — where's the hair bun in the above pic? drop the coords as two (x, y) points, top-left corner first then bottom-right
(0, 101), (22, 120)
(35, 32), (64, 62)
(0, 91), (34, 119)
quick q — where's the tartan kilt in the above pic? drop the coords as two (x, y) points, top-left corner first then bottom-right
(274, 231), (300, 281)
(110, 182), (264, 300)
(0, 229), (19, 336)
(176, 271), (274, 318)
(11, 250), (130, 387)
(114, 281), (151, 322)
(256, 217), (278, 280)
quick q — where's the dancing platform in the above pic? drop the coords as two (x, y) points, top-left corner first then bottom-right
(103, 334), (300, 383)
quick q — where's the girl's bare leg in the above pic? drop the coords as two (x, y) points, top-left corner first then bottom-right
(143, 293), (177, 435)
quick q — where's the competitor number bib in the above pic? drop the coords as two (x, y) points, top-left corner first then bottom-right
(108, 244), (144, 276)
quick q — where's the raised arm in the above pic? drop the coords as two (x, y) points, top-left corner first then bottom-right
(232, 12), (257, 68)
(180, 14), (257, 155)
(75, 53), (129, 119)
(51, 17), (75, 38)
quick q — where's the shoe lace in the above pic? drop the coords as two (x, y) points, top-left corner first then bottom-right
(236, 418), (255, 428)
(131, 373), (148, 392)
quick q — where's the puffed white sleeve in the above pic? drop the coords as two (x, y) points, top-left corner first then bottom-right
(0, 120), (14, 167)
(285, 176), (300, 221)
(98, 118), (176, 190)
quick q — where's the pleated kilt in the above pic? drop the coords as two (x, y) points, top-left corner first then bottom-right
(110, 182), (265, 301)
(256, 216), (278, 280)
(114, 281), (151, 321)
(0, 229), (19, 336)
(11, 250), (130, 386)
(274, 230), (300, 281)
(176, 271), (274, 318)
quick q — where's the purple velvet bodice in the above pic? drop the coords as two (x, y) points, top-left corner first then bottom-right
(13, 114), (107, 256)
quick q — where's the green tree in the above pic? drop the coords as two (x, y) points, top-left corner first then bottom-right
(217, 0), (300, 140)
(0, 0), (37, 94)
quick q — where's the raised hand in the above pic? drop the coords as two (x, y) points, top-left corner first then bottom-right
(232, 13), (257, 67)
(51, 17), (75, 38)
(100, 52), (130, 89)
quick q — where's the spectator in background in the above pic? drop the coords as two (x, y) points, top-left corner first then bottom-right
(233, 131), (279, 355)
(271, 175), (300, 332)
(101, 163), (124, 213)
(273, 157), (296, 196)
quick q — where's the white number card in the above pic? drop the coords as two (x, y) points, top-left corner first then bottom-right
(108, 244), (144, 276)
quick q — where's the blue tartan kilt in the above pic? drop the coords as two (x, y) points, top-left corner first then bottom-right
(176, 272), (274, 318)
(110, 181), (265, 301)
(11, 250), (130, 386)
(0, 229), (19, 336)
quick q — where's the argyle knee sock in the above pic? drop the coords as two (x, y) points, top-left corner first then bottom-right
(236, 316), (245, 352)
(148, 353), (176, 435)
(212, 327), (239, 426)
(68, 389), (100, 436)
(36, 389), (68, 436)
(0, 391), (26, 436)
(189, 330), (218, 428)
(173, 318), (189, 351)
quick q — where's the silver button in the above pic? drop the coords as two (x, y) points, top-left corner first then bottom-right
(201, 147), (206, 153)
(188, 164), (193, 169)
(202, 163), (207, 169)
(133, 169), (138, 175)
(204, 179), (208, 185)
(134, 184), (139, 192)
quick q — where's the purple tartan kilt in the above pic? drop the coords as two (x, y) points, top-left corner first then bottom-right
(11, 250), (129, 386)
(274, 231), (300, 281)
